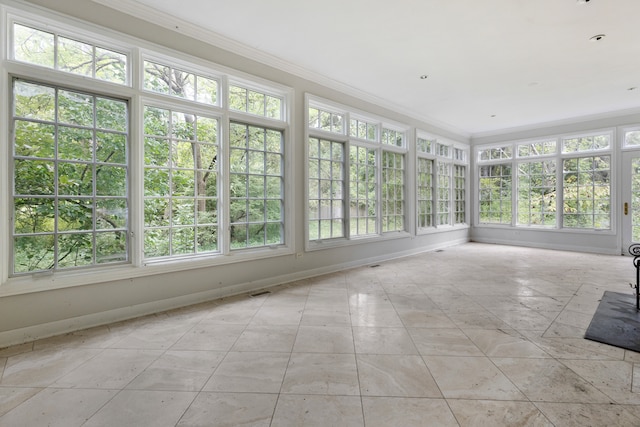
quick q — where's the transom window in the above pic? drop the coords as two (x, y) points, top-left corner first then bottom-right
(13, 23), (127, 85)
(143, 60), (219, 106)
(229, 84), (283, 120)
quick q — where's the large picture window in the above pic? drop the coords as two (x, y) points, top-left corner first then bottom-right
(12, 79), (129, 274)
(477, 131), (612, 230)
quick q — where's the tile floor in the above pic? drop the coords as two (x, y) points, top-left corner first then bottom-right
(1, 242), (639, 426)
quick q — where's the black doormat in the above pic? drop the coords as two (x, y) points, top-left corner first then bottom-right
(584, 291), (640, 353)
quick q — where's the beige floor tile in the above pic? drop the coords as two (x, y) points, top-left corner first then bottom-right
(352, 326), (418, 354)
(281, 353), (359, 395)
(84, 390), (196, 427)
(53, 348), (162, 389)
(463, 328), (551, 358)
(408, 328), (484, 357)
(395, 308), (457, 328)
(493, 357), (613, 403)
(561, 359), (636, 404)
(362, 397), (458, 427)
(170, 322), (245, 351)
(177, 392), (277, 427)
(0, 347), (102, 387)
(0, 388), (116, 427)
(293, 325), (354, 353)
(231, 324), (297, 352)
(536, 402), (640, 427)
(447, 399), (553, 427)
(0, 387), (42, 417)
(203, 351), (289, 393)
(125, 350), (225, 391)
(357, 354), (441, 397)
(423, 355), (525, 400)
(272, 394), (364, 427)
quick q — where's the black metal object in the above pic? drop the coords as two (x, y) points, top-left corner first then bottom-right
(629, 244), (640, 310)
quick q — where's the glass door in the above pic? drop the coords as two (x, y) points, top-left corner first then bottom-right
(621, 151), (640, 254)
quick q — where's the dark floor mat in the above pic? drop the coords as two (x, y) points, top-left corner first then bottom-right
(584, 291), (640, 353)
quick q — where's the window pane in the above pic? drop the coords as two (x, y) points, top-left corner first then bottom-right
(58, 36), (93, 77)
(13, 24), (55, 67)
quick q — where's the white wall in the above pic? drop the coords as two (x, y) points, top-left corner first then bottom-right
(0, 0), (471, 347)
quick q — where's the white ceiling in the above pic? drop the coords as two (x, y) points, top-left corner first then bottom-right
(99, 0), (640, 136)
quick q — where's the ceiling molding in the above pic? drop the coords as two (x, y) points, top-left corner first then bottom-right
(470, 106), (640, 141)
(90, 0), (470, 139)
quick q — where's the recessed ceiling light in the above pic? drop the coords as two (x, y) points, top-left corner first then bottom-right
(419, 75), (428, 80)
(589, 34), (606, 42)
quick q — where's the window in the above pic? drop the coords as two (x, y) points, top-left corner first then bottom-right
(229, 84), (282, 120)
(350, 118), (377, 141)
(143, 106), (219, 258)
(143, 60), (219, 105)
(349, 145), (377, 236)
(308, 107), (344, 134)
(306, 97), (414, 243)
(624, 129), (640, 147)
(517, 160), (556, 226)
(477, 130), (612, 230)
(308, 138), (344, 240)
(12, 79), (129, 274)
(13, 23), (127, 85)
(437, 162), (451, 225)
(417, 158), (434, 228)
(479, 164), (512, 225)
(382, 128), (404, 147)
(382, 151), (404, 232)
(229, 123), (284, 249)
(454, 165), (466, 225)
(562, 156), (610, 229)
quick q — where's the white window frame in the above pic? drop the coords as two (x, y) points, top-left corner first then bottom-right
(416, 131), (469, 235)
(305, 94), (411, 251)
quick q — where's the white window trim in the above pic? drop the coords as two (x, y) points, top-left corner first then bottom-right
(416, 131), (469, 235)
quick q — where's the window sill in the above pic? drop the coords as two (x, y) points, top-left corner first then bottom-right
(0, 245), (294, 297)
